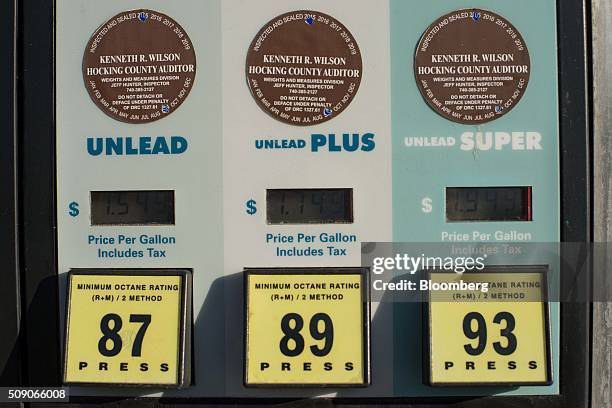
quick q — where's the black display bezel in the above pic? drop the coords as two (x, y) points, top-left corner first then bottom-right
(0, 0), (21, 385)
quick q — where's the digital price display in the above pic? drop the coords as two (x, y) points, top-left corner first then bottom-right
(90, 191), (175, 226)
(446, 187), (532, 222)
(266, 189), (353, 224)
(425, 267), (552, 386)
(63, 270), (191, 387)
(244, 269), (369, 386)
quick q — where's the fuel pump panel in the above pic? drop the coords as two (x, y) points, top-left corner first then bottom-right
(55, 0), (561, 400)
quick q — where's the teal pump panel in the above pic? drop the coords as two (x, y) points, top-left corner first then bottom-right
(391, 0), (560, 396)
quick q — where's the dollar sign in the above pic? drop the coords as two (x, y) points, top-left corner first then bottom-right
(68, 202), (80, 217)
(422, 197), (433, 213)
(246, 199), (257, 215)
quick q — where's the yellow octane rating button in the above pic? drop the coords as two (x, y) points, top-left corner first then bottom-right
(426, 268), (552, 386)
(245, 269), (370, 386)
(64, 270), (190, 387)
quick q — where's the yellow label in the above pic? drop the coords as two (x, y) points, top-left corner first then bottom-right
(64, 274), (183, 385)
(428, 272), (550, 385)
(245, 273), (367, 385)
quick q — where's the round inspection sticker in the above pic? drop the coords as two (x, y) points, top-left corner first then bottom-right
(83, 10), (196, 124)
(246, 11), (362, 126)
(415, 9), (530, 124)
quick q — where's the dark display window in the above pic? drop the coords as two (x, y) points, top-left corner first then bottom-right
(266, 189), (353, 224)
(91, 191), (175, 225)
(446, 187), (532, 222)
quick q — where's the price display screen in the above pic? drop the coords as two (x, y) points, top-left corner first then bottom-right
(63, 270), (190, 386)
(90, 191), (175, 225)
(266, 189), (353, 224)
(426, 267), (552, 385)
(244, 269), (369, 386)
(446, 187), (532, 222)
